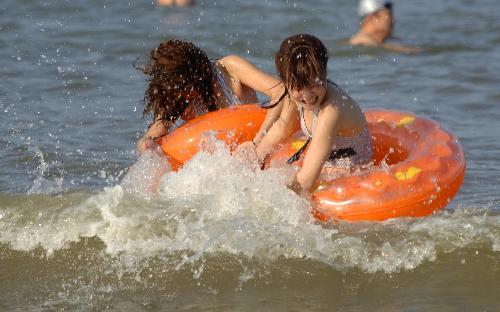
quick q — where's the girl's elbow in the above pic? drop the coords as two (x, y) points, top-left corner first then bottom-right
(221, 55), (246, 68)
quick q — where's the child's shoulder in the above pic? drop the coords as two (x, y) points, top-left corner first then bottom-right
(325, 84), (351, 107)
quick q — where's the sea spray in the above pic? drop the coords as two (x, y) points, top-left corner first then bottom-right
(0, 143), (499, 276)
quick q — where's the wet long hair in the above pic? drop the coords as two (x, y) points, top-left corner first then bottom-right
(265, 34), (329, 109)
(138, 40), (219, 127)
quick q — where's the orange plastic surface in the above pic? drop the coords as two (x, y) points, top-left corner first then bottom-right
(159, 105), (466, 222)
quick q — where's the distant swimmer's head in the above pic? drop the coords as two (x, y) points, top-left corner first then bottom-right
(140, 40), (217, 125)
(357, 0), (393, 43)
(358, 0), (392, 17)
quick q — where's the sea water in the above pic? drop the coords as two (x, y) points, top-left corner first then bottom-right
(1, 0), (499, 310)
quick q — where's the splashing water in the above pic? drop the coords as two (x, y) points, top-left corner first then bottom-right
(27, 147), (64, 195)
(1, 141), (499, 278)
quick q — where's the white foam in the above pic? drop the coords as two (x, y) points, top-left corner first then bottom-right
(1, 142), (499, 274)
(121, 149), (171, 199)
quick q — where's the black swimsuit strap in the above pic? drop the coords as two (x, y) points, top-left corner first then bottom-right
(287, 137), (312, 164)
(327, 79), (338, 87)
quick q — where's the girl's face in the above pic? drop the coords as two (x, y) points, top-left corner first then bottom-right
(288, 80), (327, 111)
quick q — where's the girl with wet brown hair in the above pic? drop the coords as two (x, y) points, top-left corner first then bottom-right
(137, 39), (283, 155)
(236, 34), (373, 193)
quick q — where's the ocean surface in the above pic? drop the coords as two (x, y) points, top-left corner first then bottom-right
(1, 0), (499, 311)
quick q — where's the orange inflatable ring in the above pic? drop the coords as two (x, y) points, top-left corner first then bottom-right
(158, 104), (266, 171)
(158, 104), (466, 222)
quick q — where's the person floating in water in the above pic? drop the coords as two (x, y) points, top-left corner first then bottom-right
(349, 0), (420, 53)
(157, 0), (195, 6)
